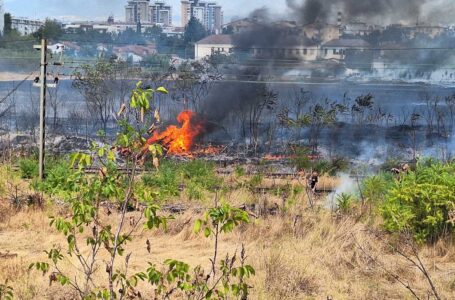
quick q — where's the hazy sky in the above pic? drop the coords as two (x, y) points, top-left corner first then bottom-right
(3, 0), (453, 25)
(3, 0), (286, 23)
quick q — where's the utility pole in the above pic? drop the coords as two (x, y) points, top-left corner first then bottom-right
(33, 39), (58, 180)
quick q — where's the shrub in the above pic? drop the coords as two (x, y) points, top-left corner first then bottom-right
(186, 181), (204, 201)
(142, 159), (221, 201)
(362, 173), (393, 204)
(336, 193), (354, 214)
(290, 146), (348, 176)
(181, 159), (220, 191)
(381, 160), (455, 242)
(18, 158), (39, 179)
(40, 159), (79, 195)
(291, 147), (312, 171)
(329, 157), (350, 175)
(142, 161), (180, 199)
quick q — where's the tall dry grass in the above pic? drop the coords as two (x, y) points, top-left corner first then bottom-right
(1, 203), (455, 299)
(0, 169), (454, 299)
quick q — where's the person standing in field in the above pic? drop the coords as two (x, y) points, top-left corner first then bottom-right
(309, 171), (319, 193)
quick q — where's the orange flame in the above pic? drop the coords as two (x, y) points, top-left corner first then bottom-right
(146, 111), (203, 154)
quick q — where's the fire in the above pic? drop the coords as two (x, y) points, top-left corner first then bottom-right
(146, 111), (203, 154)
(263, 154), (288, 161)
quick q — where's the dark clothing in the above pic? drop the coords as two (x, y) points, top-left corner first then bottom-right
(310, 176), (318, 189)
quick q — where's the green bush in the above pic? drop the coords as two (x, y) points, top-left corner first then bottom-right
(186, 181), (204, 201)
(142, 159), (221, 201)
(336, 193), (354, 214)
(362, 173), (393, 204)
(329, 157), (350, 175)
(142, 161), (180, 199)
(19, 158), (39, 179)
(181, 160), (220, 191)
(381, 160), (455, 242)
(290, 146), (348, 176)
(41, 159), (79, 195)
(291, 147), (312, 171)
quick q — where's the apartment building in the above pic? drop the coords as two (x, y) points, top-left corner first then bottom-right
(150, 1), (172, 26)
(181, 0), (223, 32)
(11, 17), (43, 35)
(125, 0), (151, 24)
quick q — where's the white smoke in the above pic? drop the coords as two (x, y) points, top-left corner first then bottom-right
(325, 173), (357, 210)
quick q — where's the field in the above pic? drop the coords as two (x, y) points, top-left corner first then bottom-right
(0, 159), (454, 300)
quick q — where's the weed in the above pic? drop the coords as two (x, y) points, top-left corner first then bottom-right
(18, 159), (38, 179)
(336, 193), (354, 214)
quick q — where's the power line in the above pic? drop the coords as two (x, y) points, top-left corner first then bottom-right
(0, 70), (39, 103)
(3, 38), (455, 51)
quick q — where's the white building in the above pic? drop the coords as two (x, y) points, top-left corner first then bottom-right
(11, 17), (43, 35)
(64, 22), (139, 34)
(48, 43), (66, 54)
(343, 21), (377, 36)
(0, 0), (4, 36)
(195, 34), (233, 60)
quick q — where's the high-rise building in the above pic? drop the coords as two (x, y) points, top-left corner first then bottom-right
(150, 1), (172, 26)
(181, 0), (223, 33)
(125, 0), (173, 26)
(125, 0), (151, 24)
(0, 0), (5, 36)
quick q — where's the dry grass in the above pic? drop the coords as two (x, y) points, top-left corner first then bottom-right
(1, 172), (455, 299)
(1, 204), (455, 299)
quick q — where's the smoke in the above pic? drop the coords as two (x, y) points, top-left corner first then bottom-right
(325, 173), (357, 209)
(285, 0), (445, 25)
(233, 8), (305, 50)
(201, 8), (293, 127)
(202, 72), (265, 124)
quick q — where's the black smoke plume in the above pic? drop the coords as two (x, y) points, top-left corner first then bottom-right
(286, 0), (428, 25)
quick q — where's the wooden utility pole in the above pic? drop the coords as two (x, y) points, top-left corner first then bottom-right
(34, 39), (48, 180)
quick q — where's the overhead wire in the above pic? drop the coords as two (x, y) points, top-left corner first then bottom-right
(0, 69), (39, 103)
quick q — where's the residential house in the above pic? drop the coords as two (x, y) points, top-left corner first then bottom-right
(302, 22), (340, 44)
(194, 34), (234, 60)
(321, 39), (371, 60)
(113, 44), (157, 62)
(253, 42), (319, 61)
(162, 26), (185, 37)
(222, 18), (257, 34)
(342, 21), (382, 36)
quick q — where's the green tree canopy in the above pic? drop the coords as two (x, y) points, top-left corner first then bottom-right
(33, 19), (63, 40)
(183, 17), (208, 44)
(3, 13), (12, 36)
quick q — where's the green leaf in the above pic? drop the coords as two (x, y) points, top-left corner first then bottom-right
(194, 219), (202, 233)
(156, 87), (169, 94)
